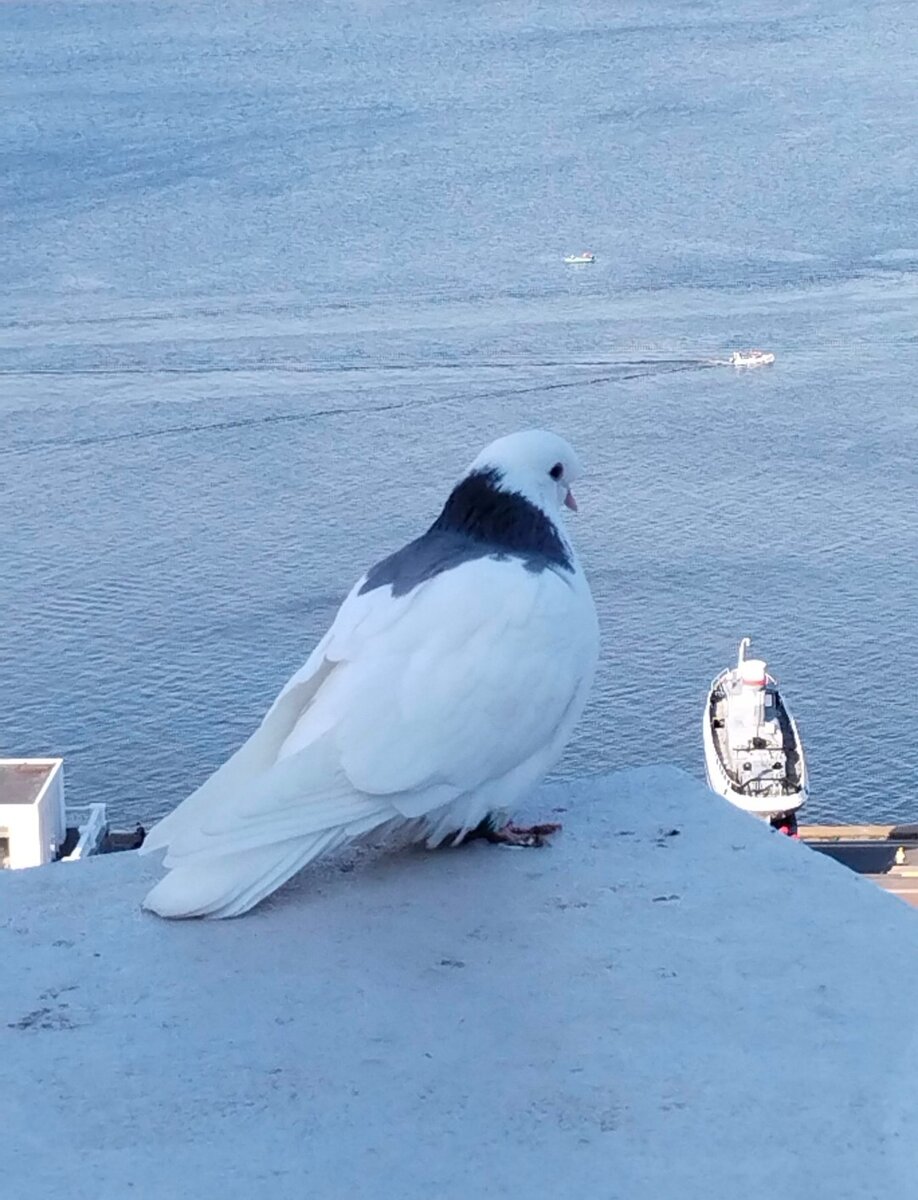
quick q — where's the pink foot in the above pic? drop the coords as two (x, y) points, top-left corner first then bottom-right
(486, 821), (562, 848)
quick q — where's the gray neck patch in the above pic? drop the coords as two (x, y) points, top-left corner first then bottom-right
(359, 468), (573, 598)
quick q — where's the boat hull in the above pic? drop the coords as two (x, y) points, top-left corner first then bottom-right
(702, 667), (808, 821)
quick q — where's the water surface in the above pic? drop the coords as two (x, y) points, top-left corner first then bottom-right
(2, 1), (916, 825)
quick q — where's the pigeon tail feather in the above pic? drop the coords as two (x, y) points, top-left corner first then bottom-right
(142, 812), (389, 919)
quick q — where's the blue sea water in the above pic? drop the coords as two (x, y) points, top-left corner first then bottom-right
(1, 1), (916, 826)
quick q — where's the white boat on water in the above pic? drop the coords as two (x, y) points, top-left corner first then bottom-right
(729, 349), (775, 367)
(564, 251), (595, 265)
(702, 639), (808, 834)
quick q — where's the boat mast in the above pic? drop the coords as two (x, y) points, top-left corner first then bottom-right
(737, 637), (751, 668)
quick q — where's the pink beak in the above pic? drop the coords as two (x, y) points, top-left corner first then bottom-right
(564, 488), (578, 512)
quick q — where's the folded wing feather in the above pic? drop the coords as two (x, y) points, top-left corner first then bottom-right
(141, 556), (595, 916)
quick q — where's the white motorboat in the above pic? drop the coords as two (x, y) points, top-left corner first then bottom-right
(702, 639), (808, 833)
(563, 251), (595, 265)
(729, 349), (775, 367)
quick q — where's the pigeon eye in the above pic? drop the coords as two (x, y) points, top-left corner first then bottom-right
(549, 462), (563, 481)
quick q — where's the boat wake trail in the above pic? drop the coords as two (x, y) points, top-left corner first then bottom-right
(0, 358), (717, 457)
(0, 356), (719, 379)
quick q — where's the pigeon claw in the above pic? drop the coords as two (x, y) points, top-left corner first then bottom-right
(487, 821), (562, 848)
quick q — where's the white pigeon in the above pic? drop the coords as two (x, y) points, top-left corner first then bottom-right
(140, 429), (599, 919)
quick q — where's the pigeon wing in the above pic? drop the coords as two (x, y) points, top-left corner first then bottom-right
(328, 557), (596, 803)
(146, 555), (596, 863)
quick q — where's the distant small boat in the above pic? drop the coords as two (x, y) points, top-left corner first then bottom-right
(564, 251), (595, 265)
(702, 638), (808, 834)
(729, 349), (775, 368)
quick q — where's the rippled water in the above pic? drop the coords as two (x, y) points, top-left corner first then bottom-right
(2, 1), (916, 826)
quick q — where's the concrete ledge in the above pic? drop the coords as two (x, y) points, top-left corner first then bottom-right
(3, 767), (918, 1199)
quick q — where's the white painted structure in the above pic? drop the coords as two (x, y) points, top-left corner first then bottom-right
(0, 757), (67, 869)
(0, 759), (111, 869)
(63, 803), (109, 861)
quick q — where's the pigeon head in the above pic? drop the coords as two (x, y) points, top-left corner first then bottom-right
(360, 430), (583, 599)
(466, 429), (582, 519)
